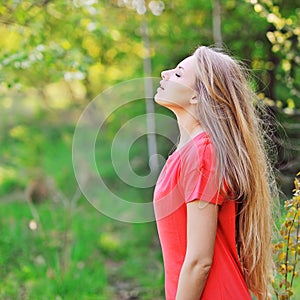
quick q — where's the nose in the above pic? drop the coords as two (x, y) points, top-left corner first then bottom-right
(161, 70), (167, 79)
(161, 69), (171, 79)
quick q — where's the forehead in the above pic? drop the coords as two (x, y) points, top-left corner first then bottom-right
(177, 55), (195, 69)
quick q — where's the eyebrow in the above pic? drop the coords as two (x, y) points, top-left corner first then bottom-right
(178, 66), (184, 70)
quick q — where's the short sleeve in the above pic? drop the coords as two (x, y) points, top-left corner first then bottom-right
(179, 141), (225, 205)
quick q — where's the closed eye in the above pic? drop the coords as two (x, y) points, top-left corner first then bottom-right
(175, 73), (181, 77)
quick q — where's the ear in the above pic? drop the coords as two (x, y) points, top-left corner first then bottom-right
(189, 95), (198, 105)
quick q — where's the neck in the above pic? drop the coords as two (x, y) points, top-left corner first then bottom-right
(173, 109), (204, 149)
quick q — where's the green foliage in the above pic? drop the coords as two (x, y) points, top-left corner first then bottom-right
(246, 0), (300, 110)
(273, 173), (300, 299)
(0, 0), (299, 117)
(0, 118), (75, 196)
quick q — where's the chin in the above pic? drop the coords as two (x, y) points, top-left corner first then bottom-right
(154, 93), (161, 103)
(154, 94), (169, 107)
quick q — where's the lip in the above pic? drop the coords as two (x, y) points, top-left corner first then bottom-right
(159, 80), (165, 90)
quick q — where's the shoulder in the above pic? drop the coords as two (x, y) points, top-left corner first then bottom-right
(179, 132), (215, 172)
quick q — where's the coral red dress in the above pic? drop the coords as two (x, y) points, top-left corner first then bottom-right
(153, 132), (251, 300)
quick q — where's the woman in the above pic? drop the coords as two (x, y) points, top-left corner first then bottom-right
(153, 46), (274, 300)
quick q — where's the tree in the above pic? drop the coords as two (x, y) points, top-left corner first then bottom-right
(212, 0), (223, 47)
(246, 0), (300, 110)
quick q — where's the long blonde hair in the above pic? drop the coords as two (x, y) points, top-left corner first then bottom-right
(194, 46), (276, 299)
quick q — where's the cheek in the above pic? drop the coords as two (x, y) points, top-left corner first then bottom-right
(154, 81), (194, 108)
(166, 82), (194, 104)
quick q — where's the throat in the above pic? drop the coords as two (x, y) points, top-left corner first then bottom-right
(177, 124), (204, 150)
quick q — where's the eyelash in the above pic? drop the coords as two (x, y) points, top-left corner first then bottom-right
(175, 73), (181, 78)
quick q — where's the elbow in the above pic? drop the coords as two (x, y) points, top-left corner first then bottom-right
(186, 258), (213, 276)
(195, 260), (212, 276)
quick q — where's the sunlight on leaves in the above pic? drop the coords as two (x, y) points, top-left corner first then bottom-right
(273, 174), (300, 299)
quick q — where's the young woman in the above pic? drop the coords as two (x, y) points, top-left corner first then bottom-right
(153, 46), (274, 300)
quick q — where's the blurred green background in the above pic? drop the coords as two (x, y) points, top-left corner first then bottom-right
(0, 0), (299, 299)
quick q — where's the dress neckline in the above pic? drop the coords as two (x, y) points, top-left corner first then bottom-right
(171, 131), (208, 156)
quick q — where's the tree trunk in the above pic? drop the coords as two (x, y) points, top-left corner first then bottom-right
(141, 19), (159, 174)
(212, 0), (223, 47)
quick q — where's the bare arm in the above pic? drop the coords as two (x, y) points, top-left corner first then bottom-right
(176, 200), (218, 300)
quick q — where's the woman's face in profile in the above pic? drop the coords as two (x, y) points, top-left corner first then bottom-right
(154, 55), (197, 110)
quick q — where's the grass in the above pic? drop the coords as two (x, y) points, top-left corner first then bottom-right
(0, 199), (164, 300)
(0, 117), (165, 300)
